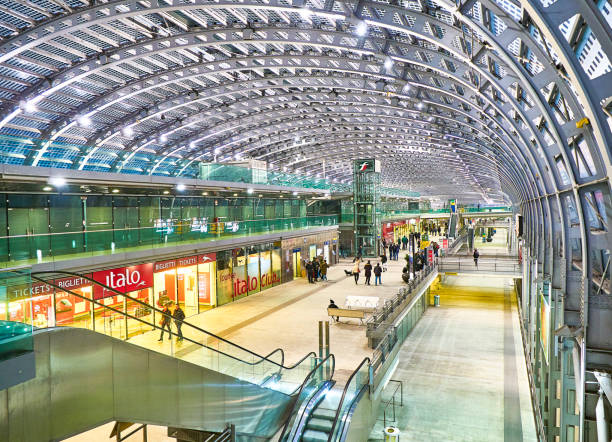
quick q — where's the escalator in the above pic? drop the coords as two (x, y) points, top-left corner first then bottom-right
(448, 213), (458, 238)
(1, 271), (334, 441)
(281, 357), (371, 442)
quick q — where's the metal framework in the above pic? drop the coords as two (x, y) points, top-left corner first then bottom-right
(0, 0), (610, 439)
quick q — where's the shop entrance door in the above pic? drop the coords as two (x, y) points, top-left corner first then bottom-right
(292, 251), (301, 278)
(178, 271), (198, 317)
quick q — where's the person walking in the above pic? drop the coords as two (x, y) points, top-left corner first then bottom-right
(402, 235), (408, 250)
(352, 259), (361, 284)
(173, 303), (185, 341)
(158, 303), (172, 341)
(320, 259), (328, 281)
(473, 248), (480, 267)
(364, 260), (373, 285)
(305, 260), (314, 283)
(313, 258), (320, 282)
(374, 263), (382, 286)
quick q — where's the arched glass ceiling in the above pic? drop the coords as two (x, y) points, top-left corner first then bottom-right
(0, 0), (608, 206)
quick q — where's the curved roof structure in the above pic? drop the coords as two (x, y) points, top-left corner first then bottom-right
(0, 0), (610, 439)
(0, 0), (607, 206)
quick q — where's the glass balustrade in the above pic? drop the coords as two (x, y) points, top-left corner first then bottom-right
(3, 271), (317, 394)
(0, 214), (338, 268)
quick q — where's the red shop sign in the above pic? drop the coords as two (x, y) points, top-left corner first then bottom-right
(93, 263), (154, 299)
(55, 275), (92, 292)
(154, 259), (176, 273)
(198, 253), (216, 264)
(177, 255), (197, 267)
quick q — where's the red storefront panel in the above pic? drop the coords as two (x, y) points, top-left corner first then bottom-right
(93, 263), (154, 299)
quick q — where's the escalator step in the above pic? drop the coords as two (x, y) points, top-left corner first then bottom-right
(306, 417), (333, 432)
(302, 429), (330, 442)
(312, 408), (336, 420)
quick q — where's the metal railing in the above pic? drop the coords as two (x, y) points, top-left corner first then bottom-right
(379, 380), (403, 428)
(366, 263), (437, 347)
(438, 257), (521, 274)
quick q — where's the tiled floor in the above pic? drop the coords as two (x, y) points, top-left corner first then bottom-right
(127, 256), (411, 385)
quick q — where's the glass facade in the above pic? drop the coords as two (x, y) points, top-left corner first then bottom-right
(0, 192), (337, 267)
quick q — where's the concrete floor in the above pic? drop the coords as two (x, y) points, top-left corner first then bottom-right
(369, 274), (537, 442)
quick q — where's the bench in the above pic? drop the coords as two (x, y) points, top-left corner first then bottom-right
(327, 307), (365, 325)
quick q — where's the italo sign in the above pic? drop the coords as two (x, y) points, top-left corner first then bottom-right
(93, 263), (153, 299)
(232, 272), (281, 297)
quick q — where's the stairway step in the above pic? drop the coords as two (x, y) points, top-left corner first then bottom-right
(302, 429), (330, 442)
(306, 417), (333, 432)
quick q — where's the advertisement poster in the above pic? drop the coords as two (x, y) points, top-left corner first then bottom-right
(198, 272), (210, 303)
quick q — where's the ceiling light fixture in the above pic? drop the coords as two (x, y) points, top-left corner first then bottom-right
(356, 21), (368, 37)
(49, 177), (66, 187)
(176, 184), (186, 191)
(78, 115), (92, 127)
(43, 186), (52, 192)
(112, 188), (120, 193)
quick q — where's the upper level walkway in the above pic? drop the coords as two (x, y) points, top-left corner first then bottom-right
(0, 215), (337, 271)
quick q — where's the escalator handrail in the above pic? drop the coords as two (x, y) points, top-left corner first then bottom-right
(29, 271), (314, 371)
(278, 353), (336, 440)
(327, 356), (371, 442)
(337, 383), (369, 441)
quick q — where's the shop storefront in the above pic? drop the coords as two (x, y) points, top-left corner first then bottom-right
(3, 231), (338, 340)
(92, 263), (154, 340)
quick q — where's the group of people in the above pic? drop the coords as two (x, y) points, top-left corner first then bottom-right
(158, 301), (186, 342)
(305, 257), (329, 283)
(351, 258), (383, 285)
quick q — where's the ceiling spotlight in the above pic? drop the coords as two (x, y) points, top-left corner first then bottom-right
(300, 7), (311, 19)
(163, 190), (170, 195)
(43, 186), (52, 192)
(384, 58), (393, 70)
(176, 184), (186, 191)
(247, 188), (254, 194)
(202, 191), (209, 196)
(190, 141), (196, 148)
(292, 191), (298, 196)
(122, 126), (134, 137)
(49, 177), (66, 187)
(258, 194), (263, 198)
(77, 115), (92, 127)
(112, 188), (120, 193)
(160, 134), (168, 142)
(416, 102), (425, 110)
(23, 100), (37, 113)
(356, 21), (368, 37)
(233, 193), (238, 196)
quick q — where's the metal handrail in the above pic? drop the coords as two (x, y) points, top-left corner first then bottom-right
(279, 353), (336, 441)
(29, 270), (317, 371)
(327, 356), (371, 442)
(380, 380), (403, 427)
(337, 384), (369, 442)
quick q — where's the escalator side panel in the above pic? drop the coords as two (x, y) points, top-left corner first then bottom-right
(1, 328), (292, 442)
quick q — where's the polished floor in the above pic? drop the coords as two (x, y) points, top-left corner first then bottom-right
(369, 274), (537, 441)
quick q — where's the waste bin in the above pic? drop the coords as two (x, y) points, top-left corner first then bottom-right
(384, 427), (400, 441)
(434, 295), (440, 307)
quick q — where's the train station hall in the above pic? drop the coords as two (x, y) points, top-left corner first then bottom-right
(0, 0), (611, 441)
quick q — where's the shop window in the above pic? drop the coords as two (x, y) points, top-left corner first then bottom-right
(216, 249), (234, 306)
(198, 253), (217, 311)
(247, 248), (261, 295)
